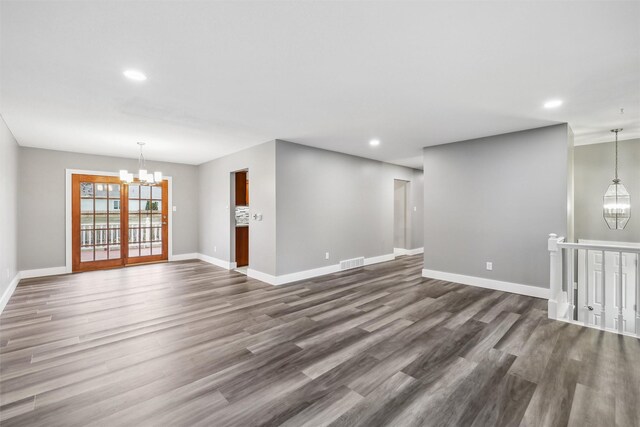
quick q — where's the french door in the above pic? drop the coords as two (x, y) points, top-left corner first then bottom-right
(72, 174), (168, 272)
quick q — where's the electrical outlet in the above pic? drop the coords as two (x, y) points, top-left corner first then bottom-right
(325, 252), (330, 260)
(173, 206), (177, 212)
(486, 262), (493, 271)
(414, 206), (417, 212)
(214, 246), (217, 252)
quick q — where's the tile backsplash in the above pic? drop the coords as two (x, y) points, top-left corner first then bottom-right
(235, 206), (249, 226)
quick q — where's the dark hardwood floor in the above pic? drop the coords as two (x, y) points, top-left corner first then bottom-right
(0, 255), (638, 426)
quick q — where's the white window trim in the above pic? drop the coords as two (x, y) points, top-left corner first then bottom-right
(65, 169), (174, 273)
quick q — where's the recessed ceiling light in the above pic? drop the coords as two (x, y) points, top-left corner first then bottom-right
(123, 69), (147, 81)
(369, 139), (380, 146)
(544, 99), (563, 109)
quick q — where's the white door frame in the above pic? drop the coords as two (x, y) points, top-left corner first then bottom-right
(65, 169), (174, 273)
(393, 179), (411, 254)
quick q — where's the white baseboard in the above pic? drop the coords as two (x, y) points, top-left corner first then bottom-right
(421, 268), (550, 299)
(170, 253), (199, 261)
(247, 252), (396, 286)
(250, 264), (341, 286)
(20, 266), (68, 279)
(365, 253), (396, 266)
(197, 253), (236, 270)
(394, 247), (424, 256)
(0, 272), (21, 314)
(2, 266), (68, 314)
(407, 247), (424, 255)
(247, 268), (280, 285)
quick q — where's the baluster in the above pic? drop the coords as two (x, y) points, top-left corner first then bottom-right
(618, 251), (624, 334)
(601, 250), (606, 330)
(584, 249), (589, 326)
(568, 248), (575, 321)
(548, 233), (563, 320)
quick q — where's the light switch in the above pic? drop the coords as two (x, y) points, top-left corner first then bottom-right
(172, 206), (177, 212)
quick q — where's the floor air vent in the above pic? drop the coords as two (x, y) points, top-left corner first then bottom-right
(340, 257), (365, 271)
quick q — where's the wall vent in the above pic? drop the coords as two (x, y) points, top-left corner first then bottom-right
(339, 257), (365, 271)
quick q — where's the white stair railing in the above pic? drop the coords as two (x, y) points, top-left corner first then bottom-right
(548, 233), (640, 337)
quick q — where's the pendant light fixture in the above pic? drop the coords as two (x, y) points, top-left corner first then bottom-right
(603, 128), (630, 229)
(119, 142), (162, 185)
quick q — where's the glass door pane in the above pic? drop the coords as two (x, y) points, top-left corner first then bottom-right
(124, 180), (167, 263)
(72, 175), (124, 272)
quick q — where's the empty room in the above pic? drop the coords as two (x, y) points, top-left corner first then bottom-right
(1, 1), (639, 426)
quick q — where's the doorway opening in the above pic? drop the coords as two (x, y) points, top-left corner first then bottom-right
(71, 173), (169, 272)
(232, 169), (249, 274)
(393, 179), (410, 256)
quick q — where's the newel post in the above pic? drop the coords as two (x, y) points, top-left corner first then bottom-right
(548, 233), (563, 320)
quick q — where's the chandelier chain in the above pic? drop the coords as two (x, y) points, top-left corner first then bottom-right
(610, 128), (622, 183)
(138, 142), (146, 169)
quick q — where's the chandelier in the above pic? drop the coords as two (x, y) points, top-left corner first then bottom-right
(119, 142), (162, 185)
(603, 129), (630, 230)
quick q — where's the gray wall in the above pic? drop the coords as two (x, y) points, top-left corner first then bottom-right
(1, 117), (19, 300)
(198, 141), (277, 275)
(423, 124), (571, 289)
(18, 147), (199, 270)
(575, 138), (640, 243)
(275, 140), (423, 276)
(567, 128), (575, 242)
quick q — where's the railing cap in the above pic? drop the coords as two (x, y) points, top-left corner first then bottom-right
(548, 234), (565, 252)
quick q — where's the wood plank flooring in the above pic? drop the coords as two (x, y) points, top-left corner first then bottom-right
(1, 255), (638, 426)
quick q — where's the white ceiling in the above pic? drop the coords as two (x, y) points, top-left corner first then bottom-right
(1, 1), (639, 169)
